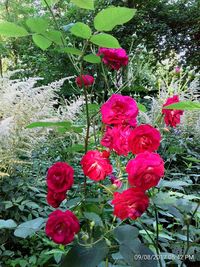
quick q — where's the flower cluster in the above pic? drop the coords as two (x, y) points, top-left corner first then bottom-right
(45, 162), (80, 245)
(44, 47), (185, 246)
(80, 93), (165, 221)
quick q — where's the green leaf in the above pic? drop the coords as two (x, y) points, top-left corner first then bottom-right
(83, 54), (101, 63)
(70, 22), (92, 39)
(114, 225), (139, 248)
(0, 21), (28, 37)
(163, 101), (200, 110)
(14, 218), (45, 238)
(32, 34), (52, 50)
(57, 47), (82, 56)
(43, 30), (63, 45)
(120, 243), (158, 267)
(0, 219), (17, 229)
(90, 33), (120, 48)
(158, 180), (191, 190)
(83, 212), (103, 227)
(26, 121), (72, 129)
(94, 7), (136, 31)
(71, 0), (94, 10)
(61, 240), (108, 267)
(137, 103), (147, 112)
(26, 17), (48, 33)
(182, 156), (200, 163)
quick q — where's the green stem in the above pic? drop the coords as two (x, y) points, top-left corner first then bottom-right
(180, 202), (200, 267)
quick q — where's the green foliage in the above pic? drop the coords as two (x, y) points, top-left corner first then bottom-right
(58, 47), (82, 56)
(61, 240), (109, 267)
(70, 22), (92, 39)
(26, 17), (49, 34)
(26, 121), (72, 129)
(32, 34), (52, 50)
(83, 54), (101, 64)
(94, 7), (136, 32)
(90, 33), (120, 48)
(14, 218), (45, 238)
(0, 21), (28, 37)
(0, 219), (17, 229)
(70, 0), (94, 10)
(163, 101), (200, 110)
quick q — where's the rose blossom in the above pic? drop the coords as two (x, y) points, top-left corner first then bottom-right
(80, 150), (112, 182)
(126, 151), (164, 191)
(111, 188), (149, 220)
(128, 124), (161, 154)
(109, 174), (122, 189)
(46, 162), (74, 193)
(47, 190), (66, 208)
(101, 94), (138, 127)
(75, 75), (94, 88)
(98, 48), (128, 70)
(101, 125), (132, 156)
(162, 95), (184, 127)
(45, 210), (80, 245)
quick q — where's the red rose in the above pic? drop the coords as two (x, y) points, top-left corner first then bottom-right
(111, 188), (149, 220)
(126, 151), (164, 191)
(101, 94), (138, 127)
(162, 95), (184, 127)
(80, 150), (112, 181)
(101, 125), (132, 156)
(98, 48), (128, 70)
(47, 190), (66, 208)
(45, 210), (80, 245)
(128, 124), (161, 154)
(75, 75), (94, 88)
(47, 162), (74, 193)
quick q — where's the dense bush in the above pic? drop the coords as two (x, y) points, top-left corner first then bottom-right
(0, 1), (200, 267)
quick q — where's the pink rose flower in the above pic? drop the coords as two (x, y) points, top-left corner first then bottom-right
(126, 151), (165, 191)
(128, 124), (161, 154)
(45, 210), (80, 245)
(80, 150), (112, 182)
(46, 190), (66, 208)
(162, 95), (184, 127)
(98, 48), (128, 70)
(101, 125), (132, 156)
(101, 94), (138, 127)
(46, 162), (74, 193)
(75, 75), (94, 88)
(111, 188), (149, 220)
